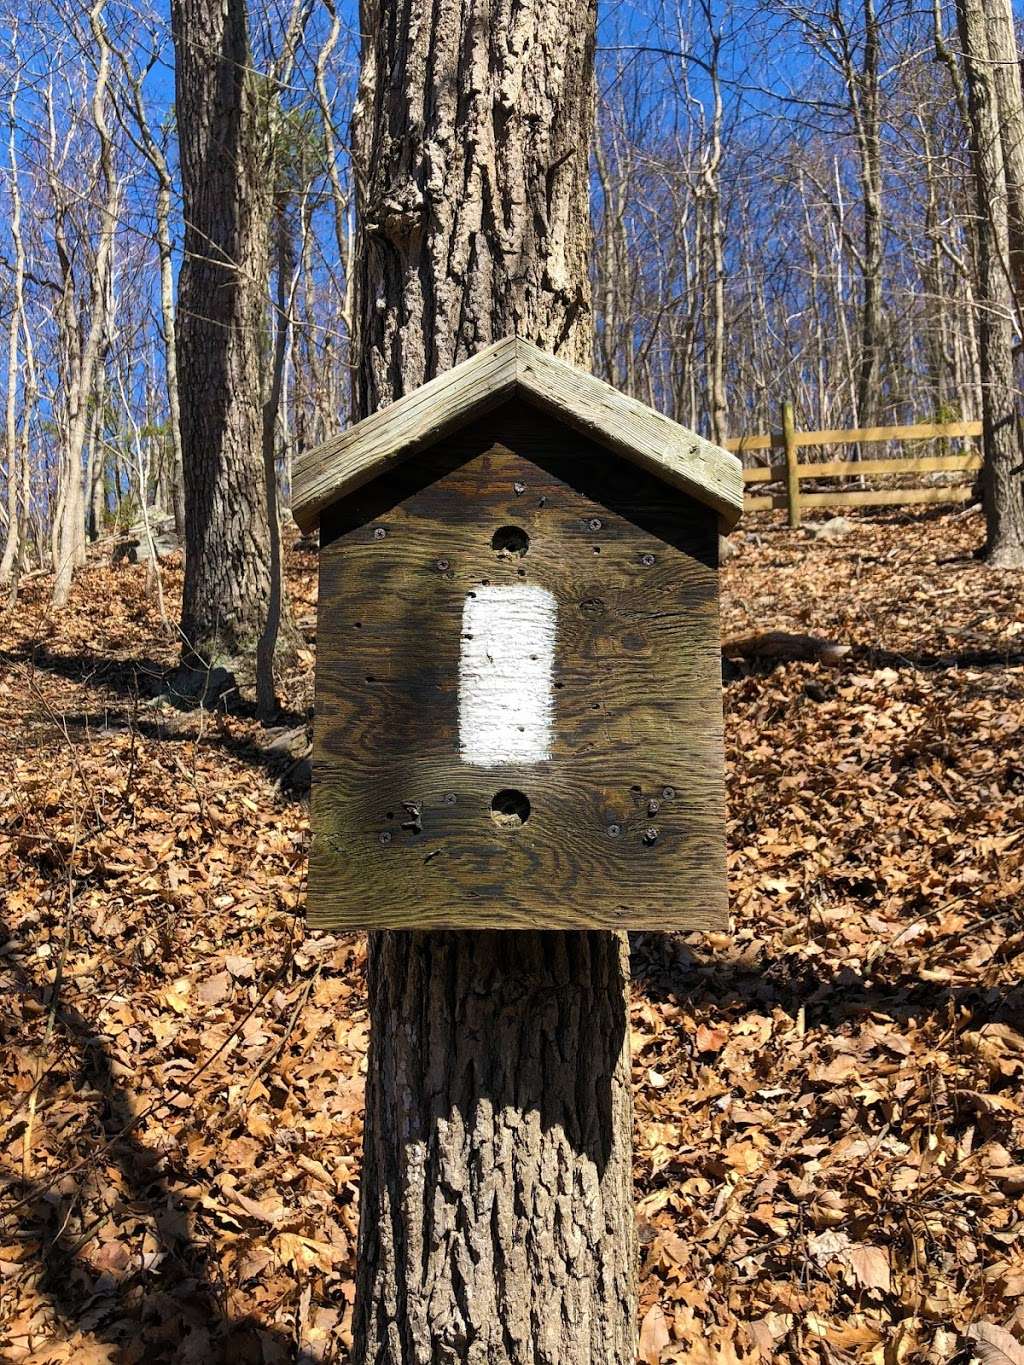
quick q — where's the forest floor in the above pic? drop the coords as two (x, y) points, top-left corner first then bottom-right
(1, 505), (1023, 1365)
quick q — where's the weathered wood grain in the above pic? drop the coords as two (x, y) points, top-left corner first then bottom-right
(308, 401), (727, 932)
(726, 418), (983, 453)
(743, 453), (983, 483)
(513, 342), (742, 525)
(745, 484), (974, 513)
(291, 336), (743, 534)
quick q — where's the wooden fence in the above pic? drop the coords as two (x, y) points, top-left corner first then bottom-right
(726, 401), (983, 528)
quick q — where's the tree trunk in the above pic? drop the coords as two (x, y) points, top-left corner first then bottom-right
(957, 0), (1024, 564)
(854, 0), (884, 428)
(350, 1), (637, 1359)
(352, 0), (596, 413)
(156, 175), (186, 540)
(171, 0), (280, 677)
(986, 0), (1024, 316)
(0, 71), (24, 587)
(52, 0), (117, 608)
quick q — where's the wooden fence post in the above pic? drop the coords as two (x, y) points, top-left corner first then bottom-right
(781, 400), (801, 528)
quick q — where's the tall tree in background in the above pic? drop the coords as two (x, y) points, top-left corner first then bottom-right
(170, 0), (293, 687)
(349, 0), (636, 1358)
(985, 0), (1024, 315)
(956, 0), (1024, 566)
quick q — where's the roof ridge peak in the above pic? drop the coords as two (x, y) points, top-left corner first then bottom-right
(291, 338), (742, 534)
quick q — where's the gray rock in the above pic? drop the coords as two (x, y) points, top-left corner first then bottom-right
(809, 516), (855, 542)
(113, 508), (180, 563)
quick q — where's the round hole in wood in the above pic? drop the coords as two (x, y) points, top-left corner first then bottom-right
(490, 789), (531, 829)
(491, 525), (530, 558)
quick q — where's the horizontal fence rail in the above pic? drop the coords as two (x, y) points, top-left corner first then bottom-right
(726, 403), (983, 527)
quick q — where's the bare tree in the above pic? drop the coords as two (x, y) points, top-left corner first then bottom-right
(170, 0), (309, 694)
(51, 0), (119, 608)
(349, 0), (636, 1359)
(0, 61), (32, 591)
(955, 0), (1024, 565)
(115, 36), (186, 539)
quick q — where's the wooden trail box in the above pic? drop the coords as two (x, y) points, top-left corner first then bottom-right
(292, 337), (743, 932)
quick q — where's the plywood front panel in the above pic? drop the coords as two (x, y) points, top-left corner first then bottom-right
(309, 400), (727, 931)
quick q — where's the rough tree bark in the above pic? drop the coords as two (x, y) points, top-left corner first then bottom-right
(121, 58), (187, 540)
(852, 0), (884, 428)
(52, 0), (117, 608)
(0, 67), (26, 588)
(985, 0), (1024, 316)
(352, 0), (596, 414)
(957, 0), (1024, 565)
(349, 0), (637, 1359)
(171, 0), (278, 678)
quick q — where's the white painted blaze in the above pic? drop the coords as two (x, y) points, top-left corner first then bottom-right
(459, 585), (557, 765)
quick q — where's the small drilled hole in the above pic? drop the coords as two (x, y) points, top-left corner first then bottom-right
(491, 525), (530, 558)
(490, 789), (531, 829)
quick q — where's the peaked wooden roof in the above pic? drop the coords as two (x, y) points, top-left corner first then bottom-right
(291, 336), (743, 533)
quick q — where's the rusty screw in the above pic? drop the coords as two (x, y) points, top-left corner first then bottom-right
(436, 558), (450, 571)
(589, 517), (603, 532)
(607, 822), (622, 838)
(647, 798), (661, 815)
(378, 831), (392, 845)
(643, 826), (660, 845)
(373, 526), (387, 540)
(662, 786), (676, 800)
(641, 553), (656, 567)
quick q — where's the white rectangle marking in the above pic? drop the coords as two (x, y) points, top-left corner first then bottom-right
(459, 585), (557, 765)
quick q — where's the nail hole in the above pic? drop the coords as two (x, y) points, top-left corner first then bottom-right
(490, 789), (531, 829)
(491, 525), (530, 558)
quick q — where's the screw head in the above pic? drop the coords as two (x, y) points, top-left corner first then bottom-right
(589, 517), (603, 532)
(436, 558), (450, 571)
(641, 553), (656, 567)
(647, 798), (661, 815)
(378, 831), (392, 845)
(443, 792), (457, 805)
(662, 786), (676, 800)
(373, 526), (387, 540)
(643, 826), (660, 845)
(607, 822), (622, 838)
(513, 481), (526, 495)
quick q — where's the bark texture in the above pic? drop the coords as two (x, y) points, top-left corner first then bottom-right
(350, 0), (637, 1359)
(986, 0), (1024, 316)
(957, 0), (1024, 565)
(171, 0), (275, 671)
(356, 934), (635, 1363)
(352, 0), (597, 408)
